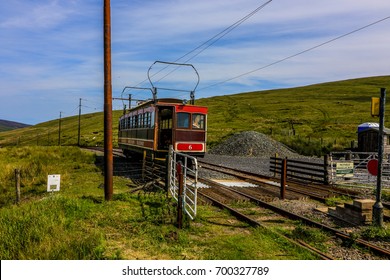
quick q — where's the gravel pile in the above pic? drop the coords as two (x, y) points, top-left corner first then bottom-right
(202, 131), (318, 178)
(209, 131), (299, 158)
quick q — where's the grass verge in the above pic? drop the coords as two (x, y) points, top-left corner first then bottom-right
(0, 146), (319, 260)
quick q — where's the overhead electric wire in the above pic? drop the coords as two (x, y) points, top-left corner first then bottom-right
(199, 15), (390, 91)
(122, 0), (272, 97)
(154, 0), (273, 82)
(178, 0), (273, 64)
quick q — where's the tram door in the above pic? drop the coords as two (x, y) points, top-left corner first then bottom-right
(157, 107), (173, 150)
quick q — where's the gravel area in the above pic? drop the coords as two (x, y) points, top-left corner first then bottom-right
(200, 154), (272, 178)
(209, 131), (298, 158)
(205, 131), (321, 176)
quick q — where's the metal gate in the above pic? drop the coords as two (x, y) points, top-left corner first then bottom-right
(167, 145), (198, 219)
(329, 151), (390, 187)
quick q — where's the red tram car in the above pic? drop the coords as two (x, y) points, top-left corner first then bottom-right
(118, 98), (207, 159)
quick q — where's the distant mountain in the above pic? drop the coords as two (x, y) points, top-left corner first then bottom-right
(0, 119), (31, 132)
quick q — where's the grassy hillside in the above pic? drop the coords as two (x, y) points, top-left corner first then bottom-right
(1, 76), (389, 155)
(0, 119), (31, 132)
(0, 110), (123, 147)
(196, 75), (390, 155)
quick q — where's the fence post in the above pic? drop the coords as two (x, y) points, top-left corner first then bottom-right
(274, 153), (278, 177)
(142, 150), (147, 180)
(15, 169), (21, 204)
(165, 155), (169, 192)
(176, 162), (184, 229)
(324, 154), (330, 185)
(280, 158), (287, 199)
(329, 153), (334, 184)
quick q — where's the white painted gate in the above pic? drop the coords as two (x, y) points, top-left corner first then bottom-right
(329, 152), (390, 187)
(167, 145), (198, 219)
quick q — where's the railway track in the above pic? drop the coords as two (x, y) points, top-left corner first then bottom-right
(197, 176), (390, 260)
(198, 185), (334, 260)
(199, 159), (390, 221)
(198, 160), (386, 204)
(83, 147), (390, 259)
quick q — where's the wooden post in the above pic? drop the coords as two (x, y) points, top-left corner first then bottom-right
(103, 0), (113, 201)
(15, 169), (21, 204)
(323, 154), (329, 185)
(274, 153), (278, 178)
(142, 150), (147, 180)
(177, 162), (184, 229)
(280, 159), (287, 199)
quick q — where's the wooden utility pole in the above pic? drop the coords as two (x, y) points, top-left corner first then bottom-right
(103, 0), (113, 201)
(58, 111), (62, 146)
(78, 98), (82, 146)
(280, 158), (287, 199)
(15, 169), (21, 204)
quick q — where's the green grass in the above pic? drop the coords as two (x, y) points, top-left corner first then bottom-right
(360, 226), (390, 242)
(0, 146), (318, 260)
(0, 146), (100, 207)
(0, 197), (106, 259)
(324, 196), (353, 207)
(290, 223), (331, 252)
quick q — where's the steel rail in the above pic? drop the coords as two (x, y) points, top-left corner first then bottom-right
(198, 177), (390, 259)
(198, 189), (334, 260)
(199, 162), (331, 202)
(199, 160), (368, 199)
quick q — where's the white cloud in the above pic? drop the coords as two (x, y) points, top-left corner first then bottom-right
(0, 0), (77, 29)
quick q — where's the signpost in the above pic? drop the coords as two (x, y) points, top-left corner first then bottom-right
(367, 159), (378, 176)
(372, 88), (386, 227)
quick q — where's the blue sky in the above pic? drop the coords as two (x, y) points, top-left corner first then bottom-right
(1, 0), (389, 124)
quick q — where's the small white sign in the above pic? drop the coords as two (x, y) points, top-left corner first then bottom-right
(336, 162), (354, 178)
(47, 174), (61, 192)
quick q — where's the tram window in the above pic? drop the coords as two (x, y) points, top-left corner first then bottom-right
(127, 117), (131, 129)
(138, 114), (142, 128)
(192, 114), (205, 129)
(159, 108), (173, 129)
(144, 112), (148, 128)
(177, 113), (190, 128)
(162, 119), (172, 129)
(134, 115), (138, 128)
(150, 111), (155, 128)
